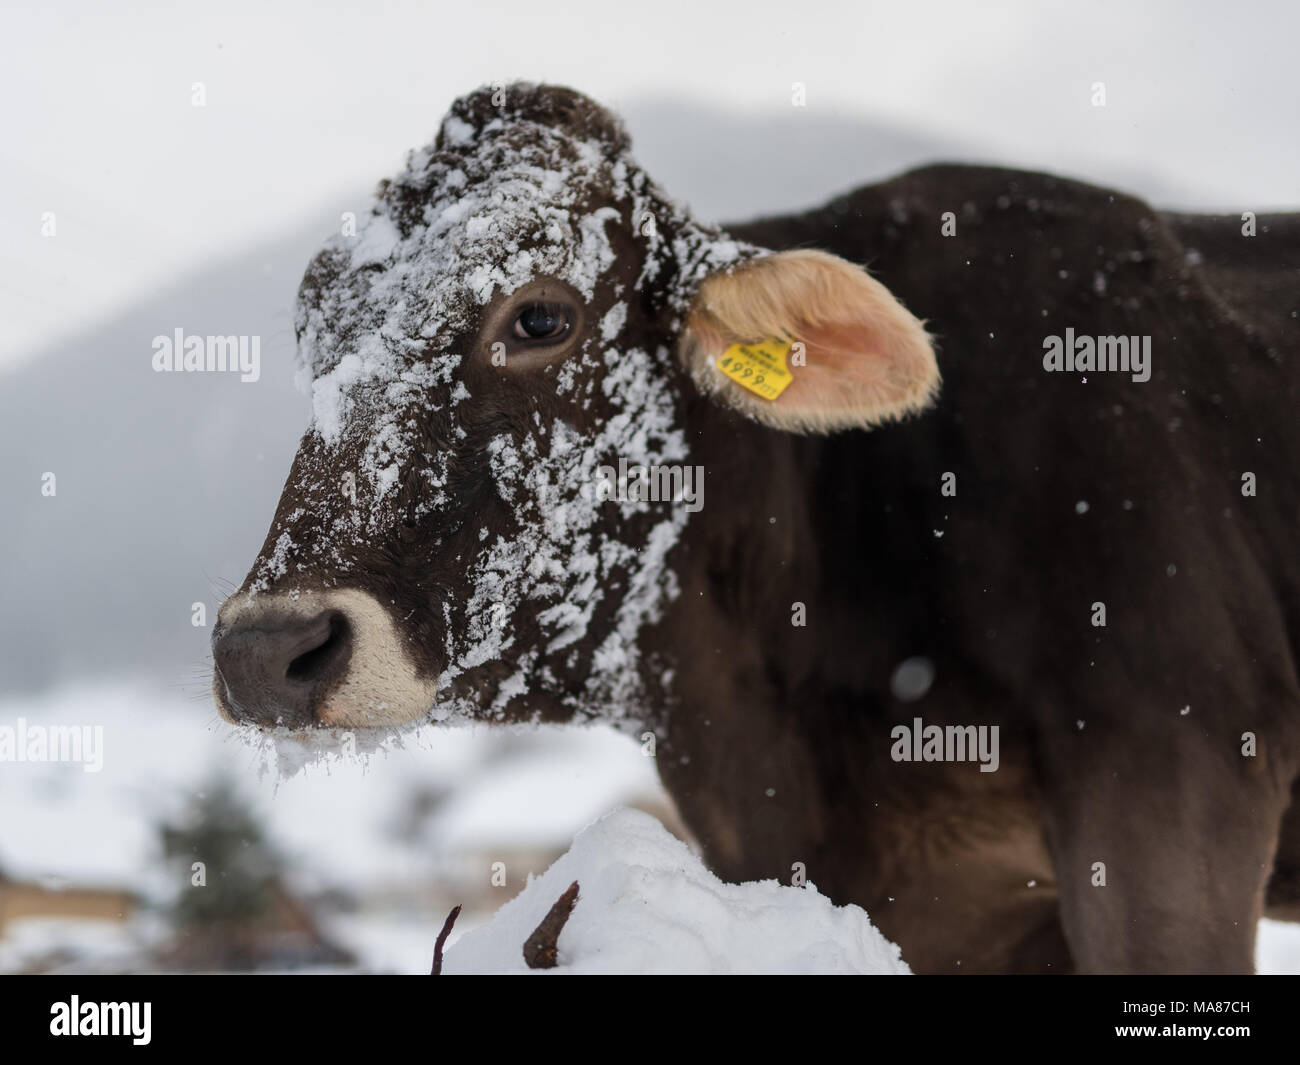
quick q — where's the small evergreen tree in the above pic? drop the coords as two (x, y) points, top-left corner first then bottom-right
(156, 776), (287, 968)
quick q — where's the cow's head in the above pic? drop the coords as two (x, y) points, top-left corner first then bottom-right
(212, 83), (937, 732)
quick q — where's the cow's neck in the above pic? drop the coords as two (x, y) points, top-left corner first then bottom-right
(645, 403), (893, 885)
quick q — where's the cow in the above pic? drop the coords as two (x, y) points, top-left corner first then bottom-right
(212, 82), (1300, 974)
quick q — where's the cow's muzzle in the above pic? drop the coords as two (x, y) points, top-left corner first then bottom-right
(211, 588), (439, 729)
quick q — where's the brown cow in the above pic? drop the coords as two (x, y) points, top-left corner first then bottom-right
(213, 83), (1300, 973)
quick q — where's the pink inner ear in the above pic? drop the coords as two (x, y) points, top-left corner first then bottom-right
(685, 249), (938, 431)
(781, 314), (933, 418)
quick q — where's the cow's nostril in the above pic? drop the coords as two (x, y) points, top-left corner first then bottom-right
(286, 613), (351, 683)
(213, 608), (355, 728)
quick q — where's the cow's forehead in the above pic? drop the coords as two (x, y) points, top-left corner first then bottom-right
(293, 110), (753, 447)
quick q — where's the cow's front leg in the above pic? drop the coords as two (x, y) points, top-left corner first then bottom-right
(1042, 733), (1292, 973)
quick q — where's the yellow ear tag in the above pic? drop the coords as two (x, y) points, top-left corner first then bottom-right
(716, 338), (794, 401)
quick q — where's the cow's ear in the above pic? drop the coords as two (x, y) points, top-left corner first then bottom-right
(678, 249), (938, 434)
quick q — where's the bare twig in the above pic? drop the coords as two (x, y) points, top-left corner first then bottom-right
(430, 903), (462, 975)
(523, 881), (579, 970)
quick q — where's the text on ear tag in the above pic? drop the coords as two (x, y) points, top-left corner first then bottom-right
(716, 338), (794, 401)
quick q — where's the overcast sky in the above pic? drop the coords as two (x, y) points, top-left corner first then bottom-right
(4, 0), (1297, 372)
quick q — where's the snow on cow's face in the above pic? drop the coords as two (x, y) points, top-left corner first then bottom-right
(212, 84), (754, 731)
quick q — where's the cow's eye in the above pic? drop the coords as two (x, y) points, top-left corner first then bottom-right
(513, 303), (570, 341)
(484, 281), (583, 365)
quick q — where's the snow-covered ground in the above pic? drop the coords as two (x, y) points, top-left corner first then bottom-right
(444, 808), (910, 974)
(1, 680), (1298, 973)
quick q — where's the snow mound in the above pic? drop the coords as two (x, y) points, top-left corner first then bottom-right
(443, 808), (910, 974)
